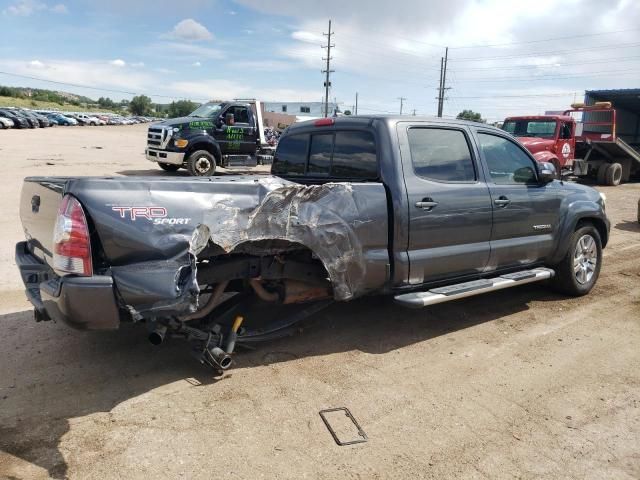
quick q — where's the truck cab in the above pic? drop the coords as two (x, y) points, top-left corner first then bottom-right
(145, 100), (273, 176)
(502, 115), (576, 173)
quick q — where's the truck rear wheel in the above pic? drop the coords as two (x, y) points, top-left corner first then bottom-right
(186, 150), (216, 176)
(158, 162), (180, 172)
(596, 163), (608, 185)
(549, 225), (602, 296)
(604, 162), (622, 186)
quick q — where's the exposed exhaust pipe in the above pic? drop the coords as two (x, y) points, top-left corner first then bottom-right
(180, 281), (229, 321)
(249, 278), (331, 304)
(148, 324), (167, 346)
(206, 347), (233, 370)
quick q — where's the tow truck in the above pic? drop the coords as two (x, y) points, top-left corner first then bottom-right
(503, 94), (640, 186)
(146, 99), (274, 176)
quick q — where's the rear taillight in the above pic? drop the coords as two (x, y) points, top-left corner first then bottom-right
(53, 195), (93, 276)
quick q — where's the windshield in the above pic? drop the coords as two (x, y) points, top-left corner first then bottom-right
(502, 120), (557, 139)
(188, 102), (222, 118)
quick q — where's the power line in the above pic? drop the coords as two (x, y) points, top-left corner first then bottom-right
(451, 67), (640, 83)
(449, 54), (640, 72)
(449, 41), (640, 61)
(448, 27), (640, 49)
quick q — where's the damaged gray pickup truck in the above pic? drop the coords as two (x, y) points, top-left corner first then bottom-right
(16, 116), (609, 371)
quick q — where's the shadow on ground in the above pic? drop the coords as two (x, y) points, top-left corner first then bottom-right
(615, 220), (640, 233)
(0, 284), (564, 478)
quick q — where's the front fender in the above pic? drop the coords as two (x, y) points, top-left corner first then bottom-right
(548, 199), (609, 265)
(184, 134), (222, 159)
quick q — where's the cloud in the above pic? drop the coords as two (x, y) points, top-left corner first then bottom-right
(163, 19), (213, 41)
(3, 0), (67, 15)
(131, 62), (145, 67)
(238, 0), (640, 120)
(109, 59), (126, 67)
(50, 3), (67, 13)
(27, 59), (46, 68)
(192, 61), (202, 67)
(3, 0), (45, 16)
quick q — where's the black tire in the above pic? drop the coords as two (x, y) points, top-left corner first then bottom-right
(186, 150), (216, 176)
(158, 163), (180, 172)
(549, 225), (602, 296)
(604, 162), (622, 186)
(596, 163), (608, 185)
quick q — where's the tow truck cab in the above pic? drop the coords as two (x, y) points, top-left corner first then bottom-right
(502, 115), (576, 172)
(146, 100), (273, 176)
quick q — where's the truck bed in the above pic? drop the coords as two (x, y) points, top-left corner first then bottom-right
(19, 175), (390, 318)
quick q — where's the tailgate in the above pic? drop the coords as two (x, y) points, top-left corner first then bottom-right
(19, 178), (67, 265)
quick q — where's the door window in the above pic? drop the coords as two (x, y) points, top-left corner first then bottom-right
(407, 128), (476, 182)
(478, 133), (538, 185)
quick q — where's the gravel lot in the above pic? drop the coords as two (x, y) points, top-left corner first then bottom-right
(0, 124), (639, 479)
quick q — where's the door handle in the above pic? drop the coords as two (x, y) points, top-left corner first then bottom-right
(494, 196), (511, 207)
(415, 198), (439, 210)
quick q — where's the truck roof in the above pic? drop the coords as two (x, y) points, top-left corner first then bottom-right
(285, 115), (506, 133)
(504, 115), (574, 122)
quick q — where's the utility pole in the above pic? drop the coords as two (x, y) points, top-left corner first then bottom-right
(412, 109), (417, 116)
(398, 97), (406, 115)
(437, 47), (449, 117)
(438, 47), (449, 117)
(355, 92), (358, 115)
(322, 20), (334, 118)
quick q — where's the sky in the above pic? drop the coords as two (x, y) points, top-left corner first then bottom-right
(0, 0), (639, 121)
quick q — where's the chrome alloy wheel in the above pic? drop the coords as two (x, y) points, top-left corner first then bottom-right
(573, 234), (597, 284)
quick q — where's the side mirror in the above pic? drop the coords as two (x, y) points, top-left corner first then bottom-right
(225, 113), (235, 125)
(538, 161), (556, 184)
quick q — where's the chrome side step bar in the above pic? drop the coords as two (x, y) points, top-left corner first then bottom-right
(394, 268), (555, 309)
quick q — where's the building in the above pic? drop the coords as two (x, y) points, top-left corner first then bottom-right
(263, 101), (339, 119)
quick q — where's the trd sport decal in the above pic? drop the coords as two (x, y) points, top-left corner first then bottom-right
(111, 206), (191, 225)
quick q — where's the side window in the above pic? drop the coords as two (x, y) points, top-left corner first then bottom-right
(308, 134), (333, 175)
(407, 128), (476, 182)
(478, 133), (537, 185)
(332, 131), (378, 179)
(272, 134), (308, 176)
(560, 123), (572, 139)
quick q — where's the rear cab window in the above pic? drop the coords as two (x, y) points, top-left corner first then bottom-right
(273, 129), (378, 181)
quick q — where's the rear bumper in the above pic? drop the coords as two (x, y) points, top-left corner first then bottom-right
(15, 241), (120, 330)
(146, 148), (185, 165)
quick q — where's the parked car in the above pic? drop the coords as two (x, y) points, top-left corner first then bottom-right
(9, 109), (38, 128)
(0, 116), (14, 129)
(15, 116), (609, 372)
(75, 113), (101, 126)
(0, 109), (29, 128)
(31, 112), (51, 128)
(46, 113), (75, 126)
(67, 114), (88, 126)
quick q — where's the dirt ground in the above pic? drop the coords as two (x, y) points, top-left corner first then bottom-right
(0, 124), (639, 479)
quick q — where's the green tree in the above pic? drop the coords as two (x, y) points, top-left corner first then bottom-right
(129, 95), (153, 115)
(98, 97), (116, 109)
(456, 109), (485, 123)
(167, 100), (199, 118)
(343, 110), (352, 115)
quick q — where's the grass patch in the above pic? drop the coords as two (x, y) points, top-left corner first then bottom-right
(0, 96), (122, 113)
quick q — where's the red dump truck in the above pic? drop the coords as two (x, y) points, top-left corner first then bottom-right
(503, 89), (640, 186)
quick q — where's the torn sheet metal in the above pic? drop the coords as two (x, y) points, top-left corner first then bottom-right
(67, 175), (389, 317)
